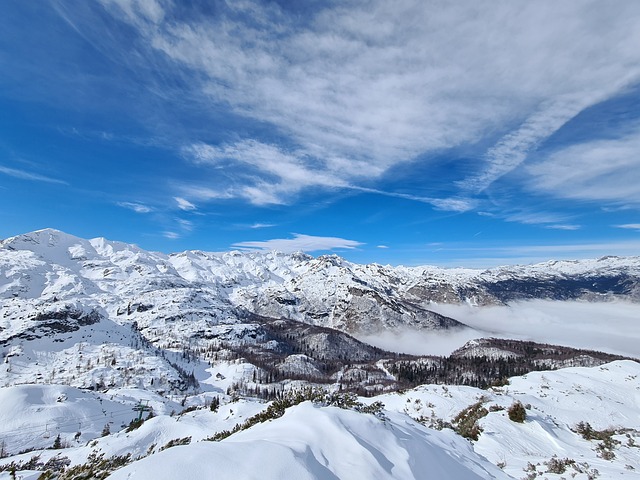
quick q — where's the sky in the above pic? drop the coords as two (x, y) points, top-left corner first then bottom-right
(1, 0), (640, 267)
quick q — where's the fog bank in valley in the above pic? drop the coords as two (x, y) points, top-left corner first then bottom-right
(359, 300), (640, 358)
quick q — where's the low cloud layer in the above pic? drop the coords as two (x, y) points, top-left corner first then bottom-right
(431, 300), (640, 358)
(358, 300), (640, 358)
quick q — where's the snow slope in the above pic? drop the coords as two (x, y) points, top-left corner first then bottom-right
(0, 361), (638, 479)
(377, 360), (640, 479)
(107, 402), (510, 480)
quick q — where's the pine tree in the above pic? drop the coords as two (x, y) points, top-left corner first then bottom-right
(52, 434), (62, 449)
(101, 423), (111, 437)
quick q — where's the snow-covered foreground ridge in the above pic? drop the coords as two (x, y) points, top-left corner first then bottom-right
(0, 361), (638, 479)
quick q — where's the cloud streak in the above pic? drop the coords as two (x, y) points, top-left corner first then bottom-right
(184, 140), (348, 205)
(616, 224), (640, 231)
(527, 125), (640, 205)
(0, 165), (67, 185)
(232, 234), (364, 253)
(117, 201), (152, 213)
(174, 196), (196, 211)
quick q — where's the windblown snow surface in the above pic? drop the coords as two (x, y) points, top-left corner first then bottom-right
(0, 361), (638, 479)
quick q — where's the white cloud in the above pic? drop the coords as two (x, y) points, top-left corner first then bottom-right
(232, 234), (363, 253)
(250, 223), (275, 229)
(184, 140), (347, 205)
(545, 224), (581, 231)
(430, 300), (640, 358)
(503, 211), (569, 225)
(356, 328), (481, 356)
(117, 201), (152, 213)
(376, 245), (389, 249)
(163, 231), (180, 239)
(98, 0), (167, 25)
(349, 186), (476, 212)
(616, 223), (640, 231)
(174, 196), (196, 211)
(428, 197), (477, 213)
(0, 165), (67, 185)
(176, 218), (193, 231)
(460, 94), (615, 193)
(527, 126), (640, 205)
(98, 0), (640, 208)
(176, 185), (234, 201)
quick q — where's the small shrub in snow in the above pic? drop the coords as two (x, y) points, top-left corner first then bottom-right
(508, 401), (527, 423)
(544, 456), (575, 474)
(573, 422), (621, 460)
(207, 388), (386, 442)
(56, 451), (131, 480)
(0, 454), (70, 478)
(160, 437), (192, 451)
(490, 377), (510, 387)
(453, 401), (488, 441)
(522, 462), (539, 479)
(126, 418), (144, 432)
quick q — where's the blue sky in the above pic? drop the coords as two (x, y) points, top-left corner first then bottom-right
(1, 0), (640, 267)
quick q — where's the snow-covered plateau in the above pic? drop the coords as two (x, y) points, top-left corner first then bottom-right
(1, 229), (639, 479)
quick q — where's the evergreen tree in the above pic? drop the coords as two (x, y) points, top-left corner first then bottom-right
(52, 434), (62, 449)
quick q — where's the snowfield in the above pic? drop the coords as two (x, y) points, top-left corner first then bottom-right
(108, 403), (510, 480)
(0, 361), (638, 479)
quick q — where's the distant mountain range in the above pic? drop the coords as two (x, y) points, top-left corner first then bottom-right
(1, 228), (636, 396)
(2, 228), (638, 338)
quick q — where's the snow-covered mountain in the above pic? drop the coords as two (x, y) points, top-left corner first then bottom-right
(1, 229), (636, 393)
(2, 228), (639, 340)
(1, 229), (639, 479)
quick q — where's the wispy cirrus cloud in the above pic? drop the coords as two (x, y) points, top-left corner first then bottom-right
(545, 224), (581, 231)
(0, 165), (67, 185)
(117, 201), (152, 213)
(616, 223), (640, 231)
(174, 196), (196, 211)
(184, 140), (348, 205)
(478, 209), (579, 230)
(233, 234), (363, 253)
(527, 125), (640, 206)
(250, 223), (276, 229)
(348, 186), (477, 213)
(93, 0), (640, 211)
(163, 231), (180, 239)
